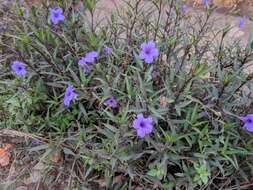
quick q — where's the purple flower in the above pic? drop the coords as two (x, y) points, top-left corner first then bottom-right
(78, 51), (98, 74)
(133, 113), (153, 138)
(11, 60), (26, 77)
(202, 0), (209, 6)
(202, 0), (209, 7)
(240, 114), (253, 132)
(83, 51), (98, 64)
(104, 97), (118, 108)
(78, 57), (91, 74)
(78, 57), (86, 67)
(49, 7), (65, 25)
(63, 84), (78, 107)
(239, 16), (247, 28)
(103, 47), (113, 55)
(181, 4), (188, 14)
(139, 41), (159, 64)
(31, 139), (41, 145)
(82, 63), (91, 74)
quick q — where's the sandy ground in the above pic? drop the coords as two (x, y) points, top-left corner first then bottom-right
(93, 0), (253, 43)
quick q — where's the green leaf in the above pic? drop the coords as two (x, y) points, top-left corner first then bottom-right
(83, 0), (96, 12)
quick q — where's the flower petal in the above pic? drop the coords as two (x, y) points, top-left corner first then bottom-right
(137, 113), (144, 120)
(83, 64), (90, 75)
(239, 116), (248, 122)
(133, 119), (141, 129)
(59, 15), (65, 21)
(139, 51), (146, 59)
(147, 41), (155, 48)
(140, 42), (147, 49)
(78, 57), (86, 66)
(137, 129), (146, 138)
(151, 48), (159, 57)
(144, 56), (154, 64)
(244, 122), (253, 132)
(146, 116), (153, 124)
(144, 123), (153, 134)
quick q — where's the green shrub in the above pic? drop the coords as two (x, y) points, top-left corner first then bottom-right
(1, 0), (253, 189)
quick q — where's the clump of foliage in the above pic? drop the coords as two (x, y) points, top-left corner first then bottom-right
(1, 0), (253, 189)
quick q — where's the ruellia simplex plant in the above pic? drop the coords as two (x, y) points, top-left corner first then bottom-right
(1, 0), (253, 189)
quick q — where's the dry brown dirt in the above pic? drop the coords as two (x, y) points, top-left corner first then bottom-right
(186, 0), (253, 16)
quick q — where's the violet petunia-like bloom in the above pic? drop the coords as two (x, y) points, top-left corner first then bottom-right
(139, 41), (159, 64)
(240, 114), (253, 132)
(78, 57), (90, 74)
(202, 0), (209, 6)
(83, 51), (98, 64)
(78, 57), (86, 67)
(11, 60), (26, 77)
(181, 4), (188, 14)
(78, 51), (98, 65)
(104, 97), (117, 108)
(49, 7), (65, 25)
(239, 16), (247, 28)
(31, 139), (41, 145)
(63, 84), (78, 107)
(103, 47), (113, 55)
(82, 63), (91, 75)
(78, 51), (98, 74)
(133, 113), (153, 138)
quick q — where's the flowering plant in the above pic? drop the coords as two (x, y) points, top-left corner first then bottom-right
(1, 0), (253, 189)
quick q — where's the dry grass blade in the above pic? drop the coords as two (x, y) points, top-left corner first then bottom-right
(0, 129), (48, 143)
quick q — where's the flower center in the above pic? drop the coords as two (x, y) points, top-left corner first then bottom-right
(140, 122), (145, 128)
(247, 119), (252, 123)
(54, 12), (59, 18)
(18, 66), (22, 70)
(145, 48), (151, 55)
